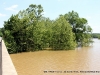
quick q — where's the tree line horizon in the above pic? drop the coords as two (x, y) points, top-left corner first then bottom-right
(0, 4), (93, 54)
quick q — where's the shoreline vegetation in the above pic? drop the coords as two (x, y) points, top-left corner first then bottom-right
(92, 33), (100, 39)
(0, 4), (93, 54)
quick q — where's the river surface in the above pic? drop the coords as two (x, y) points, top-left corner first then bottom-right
(10, 39), (100, 75)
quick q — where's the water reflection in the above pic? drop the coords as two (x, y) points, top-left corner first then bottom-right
(10, 39), (100, 75)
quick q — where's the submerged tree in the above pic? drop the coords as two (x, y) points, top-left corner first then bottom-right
(51, 16), (76, 50)
(2, 4), (44, 53)
(64, 11), (92, 46)
(2, 5), (93, 53)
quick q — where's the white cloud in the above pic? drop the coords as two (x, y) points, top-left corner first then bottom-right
(0, 13), (6, 17)
(5, 5), (18, 12)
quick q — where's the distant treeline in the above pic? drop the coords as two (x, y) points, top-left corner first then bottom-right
(0, 4), (92, 54)
(92, 33), (100, 39)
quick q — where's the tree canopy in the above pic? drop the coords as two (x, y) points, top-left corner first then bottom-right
(0, 4), (92, 53)
(64, 11), (92, 46)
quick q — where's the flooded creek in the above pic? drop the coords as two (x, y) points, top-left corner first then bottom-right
(10, 39), (100, 75)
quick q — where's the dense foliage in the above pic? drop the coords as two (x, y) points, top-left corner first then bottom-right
(0, 28), (3, 37)
(51, 16), (76, 50)
(0, 4), (92, 53)
(64, 11), (92, 46)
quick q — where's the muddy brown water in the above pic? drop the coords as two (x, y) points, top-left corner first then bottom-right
(10, 39), (100, 75)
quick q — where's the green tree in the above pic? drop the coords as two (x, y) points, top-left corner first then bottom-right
(64, 11), (92, 46)
(51, 16), (76, 50)
(3, 15), (19, 53)
(2, 5), (93, 54)
(2, 4), (44, 53)
(25, 4), (44, 51)
(0, 28), (3, 37)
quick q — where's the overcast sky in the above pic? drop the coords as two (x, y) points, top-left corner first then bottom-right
(0, 0), (100, 33)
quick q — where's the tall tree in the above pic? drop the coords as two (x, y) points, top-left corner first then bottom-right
(51, 16), (76, 50)
(64, 11), (92, 46)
